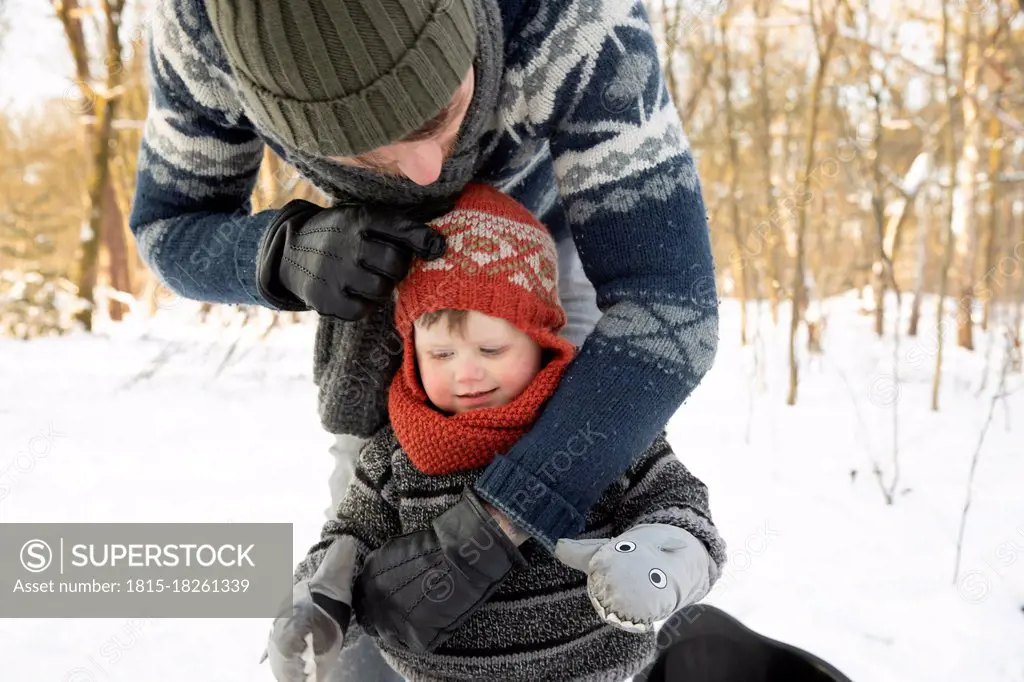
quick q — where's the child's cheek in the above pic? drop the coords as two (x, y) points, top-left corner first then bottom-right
(420, 364), (450, 401)
(498, 355), (538, 397)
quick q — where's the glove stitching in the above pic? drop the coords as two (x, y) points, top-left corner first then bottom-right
(385, 557), (445, 600)
(282, 256), (326, 283)
(295, 227), (349, 236)
(289, 244), (346, 260)
(399, 562), (448, 618)
(358, 258), (397, 279)
(367, 547), (441, 579)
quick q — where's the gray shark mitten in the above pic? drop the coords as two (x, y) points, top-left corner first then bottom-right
(263, 536), (359, 681)
(555, 524), (714, 633)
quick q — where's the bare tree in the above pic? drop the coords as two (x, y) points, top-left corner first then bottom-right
(907, 124), (947, 337)
(932, 0), (960, 411)
(907, 177), (932, 337)
(55, 0), (130, 329)
(955, 11), (983, 352)
(719, 8), (750, 346)
(980, 110), (1004, 332)
(787, 0), (839, 406)
(754, 0), (784, 326)
(849, 0), (896, 339)
(1015, 203), (1024, 348)
(659, 0), (684, 112)
(661, 0), (716, 124)
(952, 334), (1016, 582)
(980, 2), (1012, 331)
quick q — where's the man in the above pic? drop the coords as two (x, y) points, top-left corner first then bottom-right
(131, 0), (719, 675)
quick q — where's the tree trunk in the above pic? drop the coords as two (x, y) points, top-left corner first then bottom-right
(908, 190), (930, 337)
(956, 11), (982, 351)
(1015, 200), (1024, 339)
(876, 194), (914, 335)
(870, 84), (888, 338)
(933, 0), (959, 412)
(980, 110), (1003, 331)
(788, 3), (836, 406)
(57, 0), (126, 330)
(102, 178), (130, 321)
(720, 12), (748, 346)
(755, 0), (781, 326)
(75, 101), (121, 329)
(56, 0), (95, 329)
(108, 152), (141, 298)
(73, 107), (114, 330)
(776, 98), (796, 322)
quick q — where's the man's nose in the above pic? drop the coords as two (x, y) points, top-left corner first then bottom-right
(396, 141), (445, 186)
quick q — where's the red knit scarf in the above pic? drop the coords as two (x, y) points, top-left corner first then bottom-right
(388, 330), (576, 475)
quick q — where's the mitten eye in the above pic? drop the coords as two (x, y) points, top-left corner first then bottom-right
(614, 541), (636, 553)
(647, 565), (671, 585)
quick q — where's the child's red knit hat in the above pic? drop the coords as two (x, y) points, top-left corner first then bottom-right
(394, 182), (567, 339)
(390, 183), (577, 475)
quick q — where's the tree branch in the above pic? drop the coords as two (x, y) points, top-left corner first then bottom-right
(838, 27), (1024, 135)
(952, 336), (1017, 582)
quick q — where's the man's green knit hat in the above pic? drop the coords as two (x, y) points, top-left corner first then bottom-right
(205, 0), (477, 157)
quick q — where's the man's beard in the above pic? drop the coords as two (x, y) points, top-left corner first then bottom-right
(351, 128), (465, 179)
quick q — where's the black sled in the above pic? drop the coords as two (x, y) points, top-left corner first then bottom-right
(635, 605), (855, 682)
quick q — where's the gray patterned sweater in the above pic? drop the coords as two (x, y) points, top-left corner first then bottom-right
(130, 0), (719, 548)
(295, 430), (727, 682)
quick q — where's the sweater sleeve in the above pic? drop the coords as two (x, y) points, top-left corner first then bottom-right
(474, 0), (718, 547)
(128, 0), (280, 306)
(293, 428), (402, 586)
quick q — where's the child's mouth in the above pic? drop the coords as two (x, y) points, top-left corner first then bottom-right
(457, 388), (497, 402)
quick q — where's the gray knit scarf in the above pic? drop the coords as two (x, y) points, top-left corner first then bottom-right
(293, 0), (505, 436)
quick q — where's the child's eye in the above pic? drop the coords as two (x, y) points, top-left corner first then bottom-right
(480, 347), (507, 356)
(429, 351), (453, 360)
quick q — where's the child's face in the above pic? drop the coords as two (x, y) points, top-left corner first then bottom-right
(413, 311), (543, 414)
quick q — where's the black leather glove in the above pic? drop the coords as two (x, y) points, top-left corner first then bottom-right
(353, 490), (527, 653)
(256, 199), (447, 320)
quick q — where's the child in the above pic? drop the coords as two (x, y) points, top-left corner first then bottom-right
(267, 184), (726, 682)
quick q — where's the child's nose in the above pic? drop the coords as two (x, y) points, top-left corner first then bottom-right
(455, 358), (486, 382)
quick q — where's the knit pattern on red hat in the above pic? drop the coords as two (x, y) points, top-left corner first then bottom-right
(389, 183), (576, 475)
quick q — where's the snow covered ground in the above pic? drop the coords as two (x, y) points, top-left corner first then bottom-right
(1, 292), (1022, 681)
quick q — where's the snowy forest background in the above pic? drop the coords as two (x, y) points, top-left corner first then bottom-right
(1, 0), (1023, 409)
(1, 1), (1023, 681)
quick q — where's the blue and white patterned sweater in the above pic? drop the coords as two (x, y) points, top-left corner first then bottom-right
(129, 0), (719, 546)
